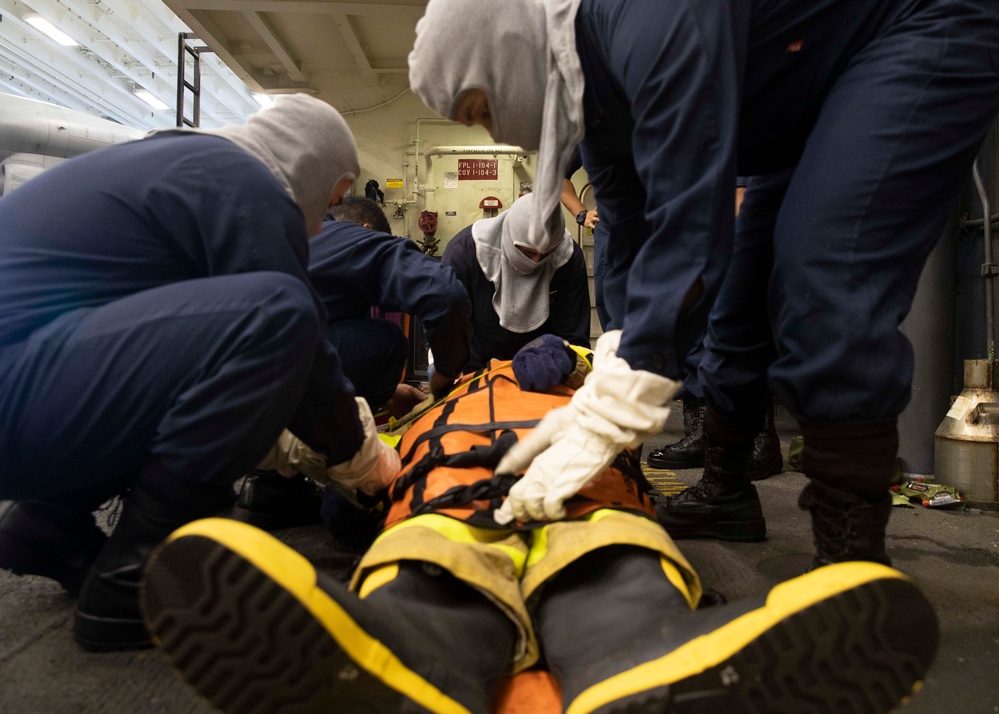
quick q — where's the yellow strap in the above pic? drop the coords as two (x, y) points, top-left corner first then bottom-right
(568, 344), (593, 371)
(378, 433), (402, 448)
(385, 362), (513, 435)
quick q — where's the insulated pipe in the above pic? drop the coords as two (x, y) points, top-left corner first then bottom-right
(972, 159), (996, 359)
(423, 145), (526, 158)
(0, 93), (144, 161)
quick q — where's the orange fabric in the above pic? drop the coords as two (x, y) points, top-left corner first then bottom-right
(495, 670), (562, 714)
(385, 364), (654, 530)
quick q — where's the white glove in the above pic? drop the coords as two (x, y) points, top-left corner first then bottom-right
(256, 430), (330, 483)
(494, 331), (680, 524)
(326, 397), (402, 495)
(257, 399), (401, 495)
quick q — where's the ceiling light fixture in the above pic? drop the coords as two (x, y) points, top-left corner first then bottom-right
(134, 88), (169, 111)
(24, 14), (78, 47)
(253, 92), (275, 108)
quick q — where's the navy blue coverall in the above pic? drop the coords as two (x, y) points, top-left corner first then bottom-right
(576, 0), (999, 448)
(0, 134), (364, 505)
(441, 227), (591, 370)
(308, 219), (472, 407)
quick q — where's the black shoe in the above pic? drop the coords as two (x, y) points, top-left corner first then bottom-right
(142, 519), (513, 714)
(0, 500), (108, 595)
(656, 476), (766, 541)
(557, 562), (937, 714)
(74, 484), (233, 651)
(229, 470), (322, 530)
(748, 428), (783, 481)
(647, 398), (705, 469)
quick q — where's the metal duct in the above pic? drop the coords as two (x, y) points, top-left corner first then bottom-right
(0, 92), (144, 165)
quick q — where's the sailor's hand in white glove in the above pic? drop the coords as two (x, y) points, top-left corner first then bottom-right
(494, 331), (680, 525)
(257, 430), (329, 482)
(326, 397), (401, 495)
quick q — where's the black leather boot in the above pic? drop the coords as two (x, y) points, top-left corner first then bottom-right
(0, 499), (108, 594)
(799, 419), (898, 568)
(801, 484), (892, 568)
(229, 469), (323, 530)
(538, 546), (937, 713)
(748, 403), (784, 481)
(647, 397), (706, 469)
(142, 519), (516, 714)
(74, 483), (234, 651)
(656, 406), (766, 541)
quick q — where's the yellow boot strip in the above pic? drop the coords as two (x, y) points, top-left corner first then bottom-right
(166, 518), (472, 714)
(660, 555), (698, 610)
(520, 509), (701, 607)
(565, 561), (910, 714)
(357, 563), (400, 599)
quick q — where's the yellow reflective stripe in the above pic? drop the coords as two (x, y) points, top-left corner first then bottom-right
(377, 514), (527, 575)
(568, 344), (593, 371)
(660, 556), (696, 610)
(168, 519), (472, 714)
(525, 525), (549, 570)
(358, 563), (399, 599)
(565, 562), (908, 714)
(384, 362), (513, 434)
(526, 509), (617, 569)
(379, 433), (402, 449)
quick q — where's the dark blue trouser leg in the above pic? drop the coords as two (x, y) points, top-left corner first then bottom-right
(0, 272), (321, 503)
(704, 0), (999, 426)
(592, 221), (614, 332)
(327, 317), (407, 410)
(698, 170), (789, 425)
(678, 332), (707, 401)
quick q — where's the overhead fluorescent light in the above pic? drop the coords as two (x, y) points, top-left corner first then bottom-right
(24, 15), (78, 47)
(134, 89), (169, 111)
(253, 92), (275, 108)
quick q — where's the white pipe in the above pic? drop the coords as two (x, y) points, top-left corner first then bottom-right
(0, 92), (144, 161)
(423, 145), (527, 157)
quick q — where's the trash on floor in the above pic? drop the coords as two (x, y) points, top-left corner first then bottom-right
(891, 480), (965, 509)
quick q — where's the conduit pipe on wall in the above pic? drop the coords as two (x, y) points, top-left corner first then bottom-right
(423, 145), (526, 158)
(973, 158), (996, 359)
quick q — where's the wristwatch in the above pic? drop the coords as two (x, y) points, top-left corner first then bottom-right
(575, 208), (588, 226)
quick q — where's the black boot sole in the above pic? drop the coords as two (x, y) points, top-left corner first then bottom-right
(575, 564), (937, 714)
(226, 503), (323, 531)
(73, 609), (153, 652)
(661, 518), (767, 542)
(141, 519), (473, 714)
(646, 451), (706, 470)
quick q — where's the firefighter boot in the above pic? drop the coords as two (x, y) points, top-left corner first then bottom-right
(538, 545), (937, 714)
(74, 483), (234, 651)
(229, 469), (323, 530)
(656, 406), (766, 541)
(141, 518), (517, 714)
(646, 397), (706, 469)
(799, 419), (898, 568)
(748, 403), (783, 480)
(0, 497), (109, 594)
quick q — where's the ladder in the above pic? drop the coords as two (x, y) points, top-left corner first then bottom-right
(176, 33), (214, 128)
